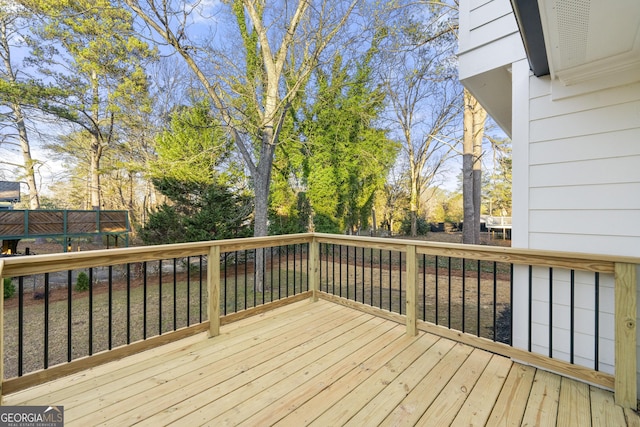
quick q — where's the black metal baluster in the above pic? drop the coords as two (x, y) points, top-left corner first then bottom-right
(346, 245), (350, 300)
(278, 246), (282, 300)
(44, 273), (49, 369)
(199, 255), (203, 323)
(435, 256), (439, 325)
(595, 272), (600, 371)
(127, 264), (131, 343)
(379, 249), (383, 308)
(67, 270), (72, 362)
(108, 265), (113, 349)
(370, 248), (373, 306)
(244, 249), (248, 310)
(234, 251), (238, 313)
(332, 245), (337, 296)
(422, 254), (426, 322)
(224, 252), (228, 316)
(477, 260), (481, 337)
(159, 259), (163, 335)
(319, 244), (324, 292)
(270, 247), (274, 301)
(528, 265), (532, 352)
(462, 259), (466, 333)
(286, 245), (290, 298)
(143, 262), (147, 339)
(293, 245), (297, 296)
(549, 267), (553, 358)
(187, 258), (191, 327)
(448, 258), (452, 329)
(89, 268), (93, 355)
(570, 270), (575, 363)
(18, 276), (23, 376)
(173, 258), (177, 330)
(493, 262), (497, 341)
(388, 250), (392, 312)
(399, 252), (403, 315)
(339, 245), (343, 298)
(361, 247), (365, 304)
(510, 264), (514, 345)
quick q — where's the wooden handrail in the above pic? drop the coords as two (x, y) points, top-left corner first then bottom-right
(1, 232), (638, 409)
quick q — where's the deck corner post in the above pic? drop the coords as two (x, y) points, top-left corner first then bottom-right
(406, 245), (418, 337)
(208, 245), (221, 338)
(614, 262), (637, 409)
(309, 238), (320, 302)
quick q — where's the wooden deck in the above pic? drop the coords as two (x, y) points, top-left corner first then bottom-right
(3, 299), (639, 426)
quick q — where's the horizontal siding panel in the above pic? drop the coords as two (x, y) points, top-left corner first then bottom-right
(529, 74), (552, 99)
(530, 155), (640, 187)
(458, 32), (525, 78)
(470, 0), (493, 10)
(529, 232), (640, 257)
(529, 129), (640, 165)
(468, 14), (519, 49)
(469, 0), (513, 30)
(530, 210), (640, 237)
(530, 82), (640, 121)
(530, 100), (640, 142)
(530, 182), (640, 210)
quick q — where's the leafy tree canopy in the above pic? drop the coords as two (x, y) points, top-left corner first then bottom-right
(138, 178), (252, 245)
(271, 35), (398, 234)
(140, 101), (251, 244)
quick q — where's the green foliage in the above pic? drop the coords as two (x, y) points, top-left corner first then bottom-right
(484, 138), (512, 216)
(271, 35), (398, 234)
(400, 216), (429, 236)
(151, 100), (232, 185)
(139, 178), (253, 245)
(75, 272), (90, 292)
(4, 278), (16, 299)
(269, 192), (313, 235)
(21, 0), (155, 212)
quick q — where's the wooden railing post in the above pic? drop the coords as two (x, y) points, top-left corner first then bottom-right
(208, 245), (220, 337)
(309, 238), (320, 302)
(406, 245), (418, 337)
(615, 262), (637, 409)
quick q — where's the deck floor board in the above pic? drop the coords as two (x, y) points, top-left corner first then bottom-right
(3, 299), (638, 426)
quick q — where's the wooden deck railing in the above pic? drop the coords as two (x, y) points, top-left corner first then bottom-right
(0, 233), (637, 409)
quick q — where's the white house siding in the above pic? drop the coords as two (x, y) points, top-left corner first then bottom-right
(527, 80), (640, 257)
(521, 75), (640, 390)
(459, 0), (519, 56)
(460, 0), (640, 394)
(458, 0), (525, 136)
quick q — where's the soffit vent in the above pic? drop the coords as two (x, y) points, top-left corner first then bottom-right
(555, 0), (590, 69)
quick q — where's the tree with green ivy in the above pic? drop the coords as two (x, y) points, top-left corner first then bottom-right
(271, 35), (398, 234)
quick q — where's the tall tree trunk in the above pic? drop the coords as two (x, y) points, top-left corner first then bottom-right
(14, 103), (40, 209)
(89, 134), (101, 211)
(1, 23), (40, 209)
(90, 70), (102, 212)
(462, 89), (486, 244)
